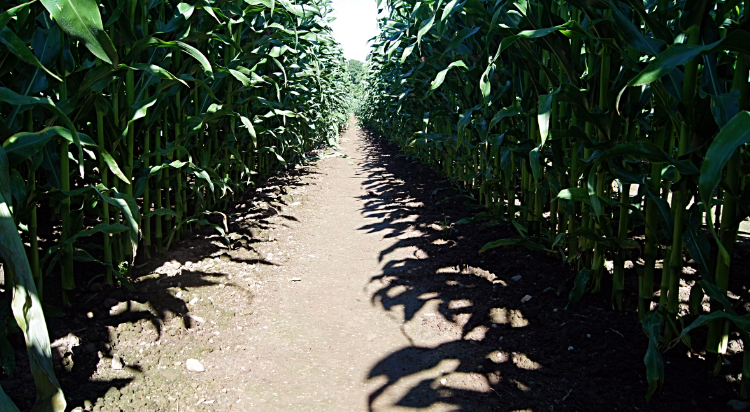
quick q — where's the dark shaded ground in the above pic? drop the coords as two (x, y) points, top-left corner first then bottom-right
(356, 127), (750, 412)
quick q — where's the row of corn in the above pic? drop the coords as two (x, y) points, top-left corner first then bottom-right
(359, 0), (749, 399)
(0, 0), (348, 409)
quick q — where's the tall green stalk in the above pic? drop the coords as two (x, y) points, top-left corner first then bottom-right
(58, 35), (73, 306)
(96, 102), (113, 284)
(665, 9), (706, 340)
(706, 51), (748, 372)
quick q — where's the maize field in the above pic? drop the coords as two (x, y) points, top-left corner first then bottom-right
(0, 0), (348, 409)
(2, 0), (750, 406)
(359, 0), (750, 400)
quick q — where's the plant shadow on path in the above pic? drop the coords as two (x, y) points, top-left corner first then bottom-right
(356, 130), (564, 412)
(0, 166), (319, 411)
(355, 129), (743, 412)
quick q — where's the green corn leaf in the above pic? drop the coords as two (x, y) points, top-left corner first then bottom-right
(227, 68), (252, 86)
(145, 208), (178, 218)
(479, 64), (494, 100)
(680, 311), (750, 339)
(708, 89), (741, 129)
(190, 166), (215, 192)
(642, 311), (664, 401)
(211, 33), (242, 51)
(239, 115), (257, 144)
(708, 29), (750, 56)
(3, 127), (68, 166)
(643, 184), (675, 237)
(9, 169), (24, 211)
(3, 127), (115, 184)
(72, 249), (104, 264)
(181, 75), (220, 101)
(683, 206), (713, 279)
(61, 185), (140, 262)
(445, 26), (479, 53)
(529, 144), (542, 182)
(596, 142), (700, 176)
(126, 64), (189, 86)
(457, 106), (478, 136)
(0, 147), (65, 412)
(479, 238), (522, 253)
(587, 167), (601, 216)
(266, 147), (287, 165)
(488, 104), (521, 131)
(497, 23), (572, 56)
(99, 150), (129, 184)
(700, 280), (737, 314)
(100, 191), (139, 262)
(627, 41), (721, 88)
(677, 278), (750, 347)
(609, 0), (665, 56)
(620, 0), (674, 43)
(276, 0), (319, 18)
(157, 2), (195, 33)
(429, 60), (468, 91)
(119, 94), (159, 141)
(77, 64), (122, 94)
(39, 0), (118, 65)
(566, 268), (592, 308)
(0, 385), (20, 412)
(11, 26), (63, 127)
(479, 23), (572, 98)
(176, 41), (213, 73)
(196, 0), (222, 23)
(0, 88), (85, 177)
(555, 187), (590, 203)
(48, 223), (128, 251)
(245, 0), (274, 9)
(0, 27), (62, 82)
(538, 87), (560, 147)
(400, 43), (415, 64)
(440, 0), (461, 21)
(385, 39), (402, 59)
(0, 1), (36, 32)
(127, 38), (212, 73)
(102, 0), (124, 27)
(699, 111), (750, 263)
(275, 110), (298, 118)
(57, 131), (96, 147)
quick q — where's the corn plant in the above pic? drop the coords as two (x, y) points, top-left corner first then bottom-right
(0, 0), (348, 409)
(359, 0), (749, 399)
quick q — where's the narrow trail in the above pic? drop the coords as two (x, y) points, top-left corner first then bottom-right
(232, 119), (421, 410)
(208, 116), (502, 412)
(219, 114), (503, 412)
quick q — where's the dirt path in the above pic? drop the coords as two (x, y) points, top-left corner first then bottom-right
(224, 120), (421, 411)
(147, 117), (482, 412)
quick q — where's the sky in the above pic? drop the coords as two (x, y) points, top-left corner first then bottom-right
(328, 0), (381, 62)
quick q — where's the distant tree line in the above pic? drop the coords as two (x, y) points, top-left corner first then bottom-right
(347, 59), (365, 84)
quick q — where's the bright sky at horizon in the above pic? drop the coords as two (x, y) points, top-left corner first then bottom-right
(329, 0), (381, 62)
